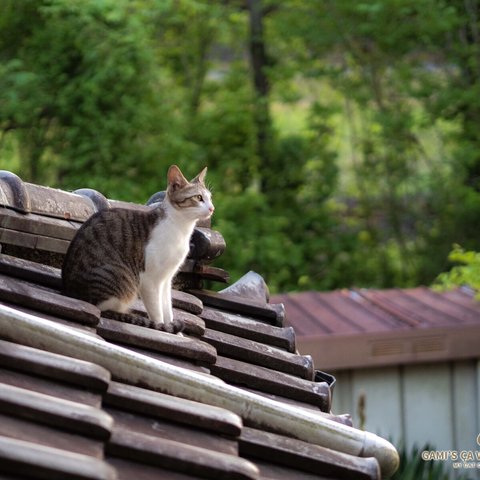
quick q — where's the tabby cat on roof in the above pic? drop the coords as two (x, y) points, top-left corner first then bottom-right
(62, 165), (214, 334)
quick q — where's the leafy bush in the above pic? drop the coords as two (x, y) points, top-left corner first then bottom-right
(392, 443), (472, 480)
(435, 245), (480, 299)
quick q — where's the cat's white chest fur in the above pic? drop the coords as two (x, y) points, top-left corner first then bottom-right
(138, 207), (197, 329)
(144, 215), (194, 276)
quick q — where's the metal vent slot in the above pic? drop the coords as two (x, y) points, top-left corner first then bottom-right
(371, 341), (404, 356)
(413, 336), (445, 353)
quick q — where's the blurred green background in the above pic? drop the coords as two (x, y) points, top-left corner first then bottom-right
(1, 0), (480, 293)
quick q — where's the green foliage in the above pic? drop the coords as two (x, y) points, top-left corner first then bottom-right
(210, 99), (345, 291)
(392, 443), (472, 480)
(394, 444), (447, 480)
(435, 246), (480, 299)
(0, 0), (170, 199)
(1, 0), (480, 292)
(272, 0), (480, 289)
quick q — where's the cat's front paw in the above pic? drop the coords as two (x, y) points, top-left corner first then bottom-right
(163, 318), (185, 334)
(153, 318), (184, 334)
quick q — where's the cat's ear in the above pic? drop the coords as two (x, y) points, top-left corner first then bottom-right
(167, 165), (189, 191)
(192, 167), (207, 184)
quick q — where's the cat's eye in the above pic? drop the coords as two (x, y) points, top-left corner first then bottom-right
(196, 195), (203, 202)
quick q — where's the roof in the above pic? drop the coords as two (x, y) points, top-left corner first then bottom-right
(272, 288), (480, 370)
(0, 170), (399, 479)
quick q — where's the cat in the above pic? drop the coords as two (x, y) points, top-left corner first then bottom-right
(62, 165), (214, 334)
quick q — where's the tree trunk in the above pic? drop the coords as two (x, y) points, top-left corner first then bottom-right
(248, 0), (269, 98)
(247, 0), (273, 190)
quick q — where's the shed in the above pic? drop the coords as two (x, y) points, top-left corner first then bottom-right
(0, 171), (399, 480)
(272, 288), (480, 478)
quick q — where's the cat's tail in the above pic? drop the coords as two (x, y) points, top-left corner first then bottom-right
(102, 311), (184, 334)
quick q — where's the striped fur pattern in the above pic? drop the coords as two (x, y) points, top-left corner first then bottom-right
(62, 165), (213, 333)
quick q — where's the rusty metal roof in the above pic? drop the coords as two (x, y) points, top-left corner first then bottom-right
(0, 171), (398, 479)
(272, 288), (480, 370)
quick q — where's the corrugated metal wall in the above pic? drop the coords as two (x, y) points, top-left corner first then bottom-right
(333, 360), (480, 480)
